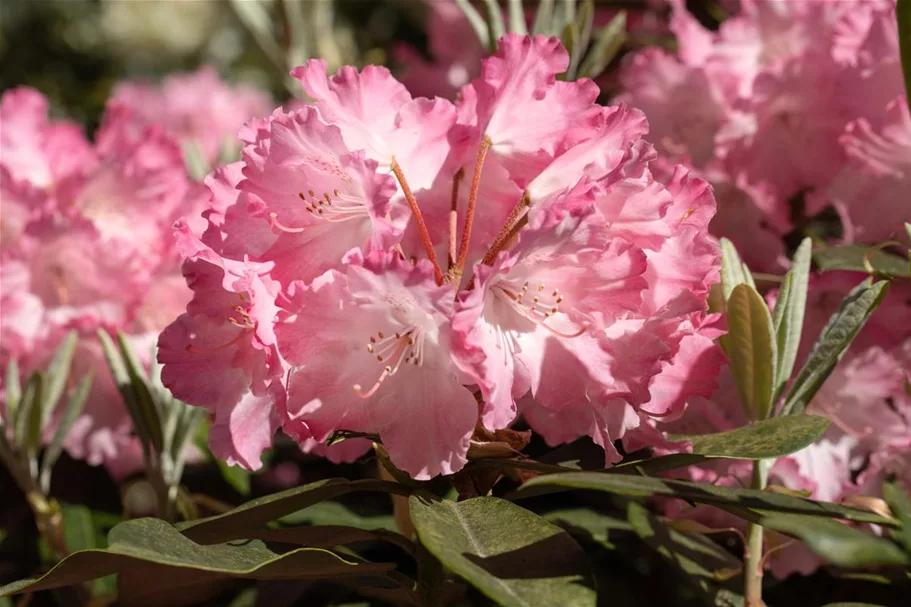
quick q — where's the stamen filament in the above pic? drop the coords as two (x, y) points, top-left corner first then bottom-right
(456, 135), (492, 275)
(482, 191), (531, 266)
(449, 168), (464, 271)
(390, 158), (445, 285)
(185, 329), (249, 354)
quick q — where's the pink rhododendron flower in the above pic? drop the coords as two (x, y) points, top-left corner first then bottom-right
(160, 34), (722, 478)
(0, 87), (200, 476)
(112, 66), (272, 166)
(620, 0), (906, 251)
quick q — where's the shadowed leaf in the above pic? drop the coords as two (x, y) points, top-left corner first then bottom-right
(409, 495), (596, 607)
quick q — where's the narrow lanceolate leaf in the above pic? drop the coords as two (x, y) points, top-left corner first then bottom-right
(567, 0), (594, 78)
(760, 515), (910, 568)
(116, 333), (164, 454)
(813, 245), (909, 278)
(531, 0), (556, 35)
(25, 373), (46, 456)
(181, 478), (411, 544)
(577, 12), (626, 80)
(481, 0), (506, 43)
(781, 281), (890, 416)
(667, 415), (830, 460)
(40, 374), (93, 494)
(772, 238), (812, 402)
(514, 473), (897, 527)
(721, 284), (777, 420)
(507, 0), (527, 35)
(882, 481), (911, 554)
(898, 0), (911, 103)
(4, 360), (21, 426)
(0, 518), (395, 598)
(409, 495), (596, 607)
(13, 372), (40, 449)
(719, 238), (754, 302)
(455, 0), (491, 50)
(41, 330), (78, 430)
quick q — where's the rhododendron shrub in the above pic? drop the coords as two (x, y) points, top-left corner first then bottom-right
(158, 33), (722, 479)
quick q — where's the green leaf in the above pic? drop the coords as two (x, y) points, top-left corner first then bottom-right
(4, 360), (20, 426)
(247, 525), (414, 556)
(0, 518), (395, 598)
(577, 12), (626, 80)
(721, 284), (777, 420)
(481, 0), (506, 46)
(627, 502), (744, 605)
(116, 333), (164, 454)
(899, 0), (911, 104)
(760, 515), (910, 568)
(514, 473), (897, 526)
(772, 238), (812, 401)
(455, 0), (491, 50)
(667, 415), (830, 460)
(531, 0), (556, 35)
(720, 238), (755, 302)
(506, 0), (527, 35)
(279, 501), (396, 532)
(13, 371), (40, 450)
(181, 478), (410, 544)
(41, 330), (78, 430)
(40, 374), (93, 494)
(543, 508), (633, 550)
(409, 495), (596, 607)
(882, 481), (911, 554)
(813, 245), (909, 278)
(24, 372), (46, 456)
(781, 281), (890, 416)
(611, 453), (717, 475)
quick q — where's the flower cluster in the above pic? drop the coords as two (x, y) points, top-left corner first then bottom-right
(158, 34), (722, 479)
(620, 0), (911, 577)
(620, 0), (909, 268)
(0, 71), (268, 477)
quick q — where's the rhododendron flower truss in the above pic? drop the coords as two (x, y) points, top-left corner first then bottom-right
(159, 33), (722, 477)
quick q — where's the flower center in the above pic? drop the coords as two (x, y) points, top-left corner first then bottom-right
(269, 188), (368, 233)
(493, 279), (587, 338)
(354, 326), (427, 398)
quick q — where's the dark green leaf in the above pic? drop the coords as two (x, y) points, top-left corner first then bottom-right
(760, 515), (910, 568)
(543, 508), (633, 550)
(514, 473), (897, 526)
(13, 371), (40, 449)
(0, 518), (395, 598)
(668, 415), (830, 460)
(181, 478), (410, 544)
(627, 503), (744, 605)
(24, 372), (46, 456)
(813, 245), (909, 278)
(782, 281), (890, 415)
(40, 374), (93, 494)
(279, 501), (396, 532)
(882, 481), (911, 554)
(247, 525), (414, 556)
(772, 238), (812, 401)
(721, 284), (777, 420)
(898, 0), (911, 104)
(611, 453), (716, 475)
(409, 495), (596, 607)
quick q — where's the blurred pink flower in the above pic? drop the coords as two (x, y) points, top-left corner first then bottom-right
(112, 66), (272, 166)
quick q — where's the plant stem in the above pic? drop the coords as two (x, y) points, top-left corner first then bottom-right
(744, 458), (770, 607)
